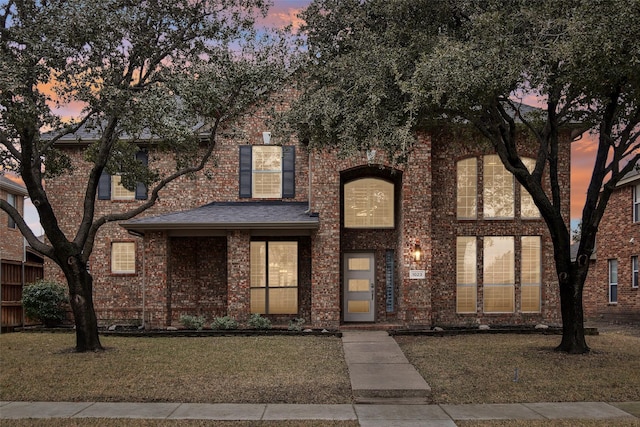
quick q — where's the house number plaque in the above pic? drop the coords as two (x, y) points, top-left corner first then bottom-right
(409, 269), (426, 279)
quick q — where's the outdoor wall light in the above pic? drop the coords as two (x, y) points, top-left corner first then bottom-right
(262, 131), (271, 145)
(413, 243), (422, 262)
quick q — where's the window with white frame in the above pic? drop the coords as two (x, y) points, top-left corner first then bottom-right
(344, 178), (394, 228)
(520, 158), (541, 218)
(111, 175), (135, 200)
(483, 155), (514, 218)
(6, 193), (16, 228)
(521, 236), (541, 312)
(483, 236), (515, 313)
(457, 158), (477, 219)
(111, 242), (136, 274)
(250, 241), (298, 314)
(456, 236), (477, 313)
(608, 259), (618, 303)
(239, 145), (295, 199)
(632, 256), (638, 289)
(634, 184), (640, 223)
(252, 146), (283, 198)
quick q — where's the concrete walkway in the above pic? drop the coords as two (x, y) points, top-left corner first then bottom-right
(2, 401), (639, 425)
(342, 331), (431, 404)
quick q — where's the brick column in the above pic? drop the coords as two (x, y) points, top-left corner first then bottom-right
(143, 231), (169, 328)
(226, 230), (251, 322)
(397, 136), (433, 326)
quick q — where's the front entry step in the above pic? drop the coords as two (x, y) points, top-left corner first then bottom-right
(342, 331), (431, 404)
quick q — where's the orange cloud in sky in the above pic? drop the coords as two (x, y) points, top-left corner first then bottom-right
(260, 3), (305, 32)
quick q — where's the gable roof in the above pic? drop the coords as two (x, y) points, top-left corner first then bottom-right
(120, 201), (319, 235)
(617, 169), (640, 187)
(0, 175), (29, 197)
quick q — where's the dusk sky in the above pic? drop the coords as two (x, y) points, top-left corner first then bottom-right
(20, 0), (594, 232)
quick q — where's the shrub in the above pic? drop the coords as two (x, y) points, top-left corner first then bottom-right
(248, 313), (272, 330)
(22, 280), (69, 327)
(179, 314), (206, 330)
(211, 316), (239, 330)
(288, 317), (305, 331)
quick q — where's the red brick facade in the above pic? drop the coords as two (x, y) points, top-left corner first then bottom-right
(1, 176), (28, 262)
(44, 97), (571, 329)
(584, 173), (640, 321)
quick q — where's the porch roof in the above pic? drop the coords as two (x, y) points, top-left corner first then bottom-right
(120, 201), (319, 234)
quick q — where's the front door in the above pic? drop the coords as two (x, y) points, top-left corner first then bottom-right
(343, 252), (375, 322)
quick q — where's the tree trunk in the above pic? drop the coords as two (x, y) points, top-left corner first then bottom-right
(555, 267), (589, 354)
(62, 257), (103, 352)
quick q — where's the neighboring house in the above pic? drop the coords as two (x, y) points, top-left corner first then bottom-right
(584, 169), (640, 322)
(1, 175), (28, 262)
(43, 99), (572, 329)
(1, 175), (44, 331)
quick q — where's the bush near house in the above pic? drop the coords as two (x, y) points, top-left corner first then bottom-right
(21, 280), (68, 327)
(179, 314), (206, 331)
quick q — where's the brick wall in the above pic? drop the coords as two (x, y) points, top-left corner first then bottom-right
(1, 187), (25, 262)
(42, 91), (570, 329)
(587, 181), (640, 321)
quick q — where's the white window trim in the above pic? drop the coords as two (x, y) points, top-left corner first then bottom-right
(111, 242), (136, 274)
(608, 259), (618, 304)
(632, 256), (639, 289)
(111, 175), (135, 201)
(634, 184), (640, 223)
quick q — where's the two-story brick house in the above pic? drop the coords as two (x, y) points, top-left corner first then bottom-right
(43, 97), (571, 329)
(584, 170), (640, 322)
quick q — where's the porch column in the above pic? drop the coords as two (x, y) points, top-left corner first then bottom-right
(143, 231), (169, 328)
(226, 230), (251, 322)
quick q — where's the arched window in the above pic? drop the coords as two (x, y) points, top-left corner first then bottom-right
(344, 178), (394, 228)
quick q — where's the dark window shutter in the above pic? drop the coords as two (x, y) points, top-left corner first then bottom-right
(239, 145), (252, 198)
(135, 150), (148, 200)
(98, 171), (111, 200)
(282, 146), (295, 198)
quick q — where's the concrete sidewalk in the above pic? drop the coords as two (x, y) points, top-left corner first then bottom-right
(1, 401), (639, 425)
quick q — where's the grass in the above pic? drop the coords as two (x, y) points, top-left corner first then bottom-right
(1, 328), (639, 426)
(395, 331), (640, 405)
(0, 333), (352, 404)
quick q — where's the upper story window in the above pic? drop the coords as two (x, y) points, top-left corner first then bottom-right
(483, 155), (514, 218)
(111, 175), (135, 200)
(634, 184), (640, 223)
(239, 145), (295, 199)
(344, 178), (394, 228)
(457, 158), (477, 219)
(6, 193), (17, 228)
(456, 155), (539, 220)
(520, 158), (541, 219)
(98, 150), (148, 201)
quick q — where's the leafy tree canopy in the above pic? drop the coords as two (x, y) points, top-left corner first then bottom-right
(291, 0), (640, 353)
(0, 0), (293, 351)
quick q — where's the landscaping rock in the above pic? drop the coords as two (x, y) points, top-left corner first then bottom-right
(479, 324), (491, 330)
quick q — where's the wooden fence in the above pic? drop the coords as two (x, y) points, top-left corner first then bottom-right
(1, 259), (44, 331)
